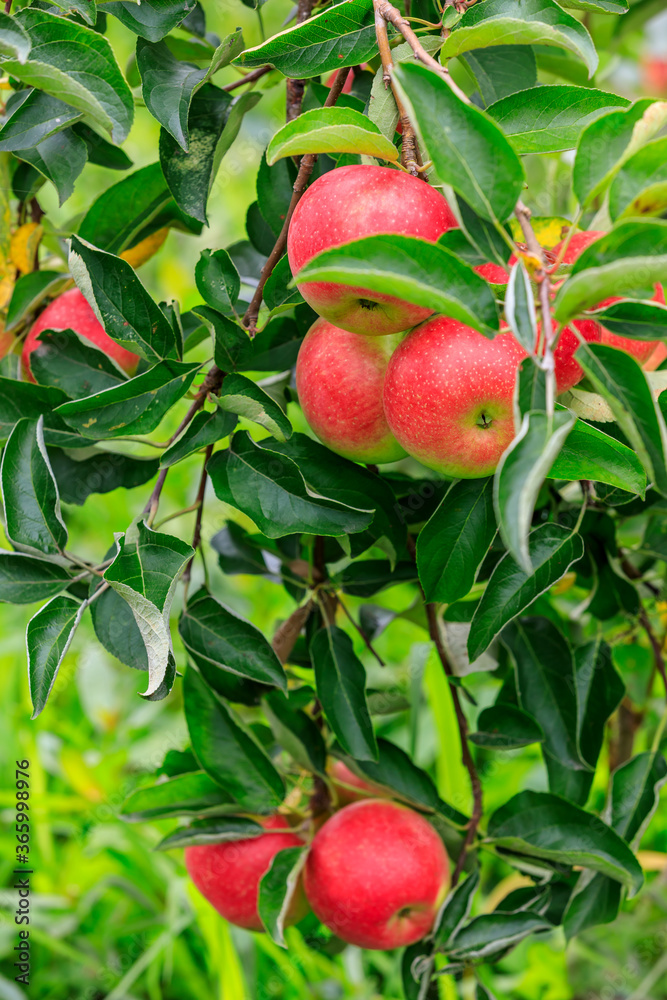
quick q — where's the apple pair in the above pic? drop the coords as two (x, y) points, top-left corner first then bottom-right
(185, 795), (449, 951)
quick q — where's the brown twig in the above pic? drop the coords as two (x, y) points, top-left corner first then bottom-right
(639, 607), (667, 697)
(182, 444), (214, 591)
(222, 66), (273, 92)
(4, 0), (12, 13)
(285, 0), (314, 121)
(242, 67), (350, 334)
(425, 602), (483, 886)
(373, 2), (424, 178)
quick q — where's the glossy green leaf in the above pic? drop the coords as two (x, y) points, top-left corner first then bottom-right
(258, 846), (308, 947)
(487, 85), (629, 155)
(160, 407), (237, 467)
(3, 9), (133, 143)
(296, 234), (499, 336)
(90, 582), (148, 671)
(575, 342), (667, 496)
(470, 704), (544, 749)
(1, 417), (67, 556)
(0, 11), (31, 62)
(576, 639), (625, 771)
(193, 306), (253, 371)
(208, 432), (373, 538)
(195, 248), (241, 315)
(487, 790), (644, 893)
(573, 100), (667, 208)
(503, 617), (584, 770)
(468, 523), (583, 661)
(264, 691), (327, 775)
(183, 666), (285, 812)
(549, 412), (647, 495)
(235, 0), (379, 78)
(441, 0), (598, 77)
(311, 626), (377, 762)
(453, 195), (512, 270)
(0, 90), (82, 151)
(505, 260), (537, 353)
(15, 127), (88, 206)
(55, 360), (200, 439)
(494, 410), (575, 573)
(104, 522), (193, 698)
(179, 588), (286, 692)
(0, 551), (71, 604)
(120, 770), (237, 821)
(157, 816), (264, 851)
(417, 478), (496, 604)
(448, 913), (551, 961)
(73, 122), (133, 170)
(267, 108), (398, 164)
(78, 163), (173, 256)
(29, 329), (127, 398)
(393, 61), (524, 224)
(137, 39), (206, 150)
(217, 374), (292, 443)
(434, 870), (480, 950)
(609, 137), (667, 220)
(105, 0), (197, 42)
(27, 594), (84, 717)
(461, 46), (537, 106)
(48, 449), (158, 506)
(590, 299), (667, 340)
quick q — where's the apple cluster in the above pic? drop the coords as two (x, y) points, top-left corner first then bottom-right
(289, 166), (666, 478)
(185, 762), (449, 950)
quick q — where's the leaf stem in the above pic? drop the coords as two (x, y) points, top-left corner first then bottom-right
(425, 602), (482, 886)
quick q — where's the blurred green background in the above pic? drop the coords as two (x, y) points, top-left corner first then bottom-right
(2, 1), (667, 997)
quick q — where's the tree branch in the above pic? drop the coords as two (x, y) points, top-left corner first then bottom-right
(182, 443), (214, 594)
(222, 66), (272, 92)
(242, 66), (350, 334)
(425, 602), (482, 886)
(286, 0), (314, 122)
(373, 1), (424, 178)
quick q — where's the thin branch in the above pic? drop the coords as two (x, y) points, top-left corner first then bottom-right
(286, 0), (314, 122)
(222, 66), (272, 92)
(373, 2), (424, 178)
(182, 444), (214, 595)
(242, 66), (350, 334)
(425, 602), (482, 886)
(4, 0), (11, 13)
(640, 607), (667, 697)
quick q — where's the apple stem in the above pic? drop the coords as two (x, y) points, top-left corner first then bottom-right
(425, 602), (483, 887)
(373, 3), (425, 178)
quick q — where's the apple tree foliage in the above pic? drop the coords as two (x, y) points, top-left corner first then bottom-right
(1, 0), (667, 993)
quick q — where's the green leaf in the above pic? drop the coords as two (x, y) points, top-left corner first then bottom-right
(417, 478), (496, 604)
(468, 524), (583, 662)
(217, 374), (292, 443)
(442, 0), (598, 77)
(193, 306), (253, 371)
(105, 0), (197, 42)
(137, 39), (206, 150)
(452, 195), (512, 270)
(573, 100), (667, 208)
(555, 221), (667, 321)
(69, 236), (177, 363)
(0, 11), (31, 62)
(207, 431), (373, 538)
(461, 46), (537, 106)
(5, 270), (69, 333)
(310, 626), (377, 762)
(120, 771), (237, 821)
(48, 449), (158, 505)
(73, 122), (133, 170)
(487, 790), (644, 894)
(258, 846), (308, 947)
(487, 85), (629, 155)
(575, 342), (667, 496)
(503, 618), (584, 771)
(0, 551), (71, 604)
(179, 588), (287, 692)
(470, 704), (544, 749)
(160, 408), (237, 468)
(296, 234), (499, 336)
(156, 816), (264, 851)
(27, 594), (84, 717)
(1, 417), (67, 556)
(505, 260), (537, 353)
(264, 256), (304, 312)
(609, 137), (667, 221)
(589, 299), (667, 340)
(160, 84), (252, 226)
(195, 248), (241, 313)
(264, 691), (327, 775)
(0, 90), (82, 151)
(29, 328), (127, 398)
(434, 870), (480, 949)
(104, 522), (193, 698)
(266, 107), (398, 164)
(549, 413), (647, 496)
(15, 127), (87, 206)
(235, 0), (379, 78)
(494, 410), (575, 573)
(0, 378), (84, 450)
(78, 162), (173, 256)
(3, 9), (133, 143)
(55, 360), (200, 439)
(561, 0), (627, 10)
(576, 639), (625, 770)
(393, 61), (524, 224)
(447, 912), (552, 961)
(183, 666), (285, 812)
(90, 581), (148, 671)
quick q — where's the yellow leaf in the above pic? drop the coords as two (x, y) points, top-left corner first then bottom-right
(509, 215), (573, 250)
(10, 221), (43, 275)
(120, 226), (169, 269)
(0, 152), (15, 310)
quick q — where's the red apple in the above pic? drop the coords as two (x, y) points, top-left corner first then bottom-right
(287, 165), (457, 336)
(645, 342), (667, 370)
(22, 288), (140, 381)
(329, 759), (388, 806)
(555, 230), (664, 364)
(475, 261), (511, 284)
(295, 318), (406, 464)
(185, 814), (308, 931)
(303, 799), (449, 949)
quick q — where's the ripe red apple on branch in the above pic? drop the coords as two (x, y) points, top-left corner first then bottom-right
(328, 759), (389, 805)
(22, 288), (140, 381)
(288, 165), (457, 336)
